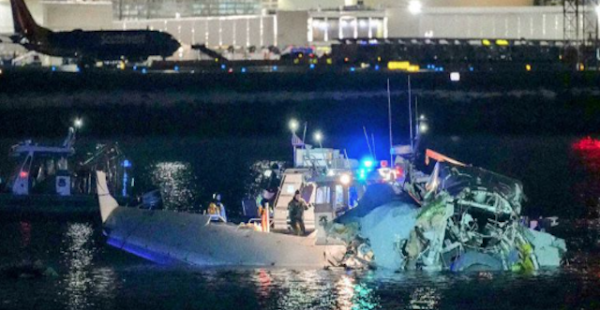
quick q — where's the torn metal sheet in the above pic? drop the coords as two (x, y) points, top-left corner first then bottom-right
(328, 155), (567, 272)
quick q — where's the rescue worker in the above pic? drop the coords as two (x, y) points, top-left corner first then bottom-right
(208, 193), (227, 222)
(288, 190), (309, 236)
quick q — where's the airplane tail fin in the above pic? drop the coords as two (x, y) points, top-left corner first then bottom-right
(10, 0), (46, 39)
(96, 171), (120, 223)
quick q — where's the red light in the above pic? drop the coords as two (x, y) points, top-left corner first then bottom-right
(380, 160), (389, 168)
(396, 166), (404, 177)
(573, 136), (600, 151)
(19, 171), (28, 178)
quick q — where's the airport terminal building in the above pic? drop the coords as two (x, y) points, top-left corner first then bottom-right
(0, 0), (574, 62)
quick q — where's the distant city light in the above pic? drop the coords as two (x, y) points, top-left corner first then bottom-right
(419, 123), (429, 133)
(74, 118), (83, 129)
(408, 1), (422, 15)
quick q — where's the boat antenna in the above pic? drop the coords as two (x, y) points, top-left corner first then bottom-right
(302, 122), (308, 149)
(387, 78), (393, 165)
(371, 133), (377, 161)
(408, 75), (414, 154)
(363, 126), (373, 157)
(344, 149), (350, 169)
(415, 96), (419, 141)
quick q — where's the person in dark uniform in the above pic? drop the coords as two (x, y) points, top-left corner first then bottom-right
(288, 190), (309, 236)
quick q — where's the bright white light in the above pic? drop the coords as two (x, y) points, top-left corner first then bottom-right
(419, 123), (429, 133)
(596, 5), (600, 16)
(408, 1), (422, 15)
(420, 114), (425, 120)
(289, 119), (299, 132)
(340, 174), (351, 185)
(74, 118), (83, 128)
(327, 169), (335, 176)
(450, 72), (460, 82)
(314, 131), (323, 142)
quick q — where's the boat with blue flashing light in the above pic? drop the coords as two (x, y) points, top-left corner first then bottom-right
(0, 123), (133, 216)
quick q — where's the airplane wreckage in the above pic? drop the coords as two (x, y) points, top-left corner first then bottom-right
(329, 150), (566, 271)
(97, 148), (566, 272)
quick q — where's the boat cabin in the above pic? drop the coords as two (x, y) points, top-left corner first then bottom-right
(270, 146), (362, 236)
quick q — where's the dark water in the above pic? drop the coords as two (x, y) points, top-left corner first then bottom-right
(1, 135), (600, 309)
(0, 219), (599, 310)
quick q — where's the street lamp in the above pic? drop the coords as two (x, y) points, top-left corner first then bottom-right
(314, 131), (323, 148)
(408, 0), (422, 15)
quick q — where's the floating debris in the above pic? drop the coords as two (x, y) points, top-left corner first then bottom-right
(328, 152), (567, 271)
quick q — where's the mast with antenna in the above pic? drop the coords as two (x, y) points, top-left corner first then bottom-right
(387, 78), (393, 165)
(408, 76), (414, 153)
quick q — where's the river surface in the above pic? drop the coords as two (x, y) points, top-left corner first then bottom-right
(1, 135), (600, 309)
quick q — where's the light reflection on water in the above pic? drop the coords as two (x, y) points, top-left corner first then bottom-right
(149, 161), (200, 210)
(60, 223), (117, 310)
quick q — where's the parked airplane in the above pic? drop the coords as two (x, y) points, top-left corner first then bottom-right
(9, 0), (181, 66)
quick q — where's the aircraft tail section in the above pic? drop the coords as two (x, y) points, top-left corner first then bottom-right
(10, 0), (47, 39)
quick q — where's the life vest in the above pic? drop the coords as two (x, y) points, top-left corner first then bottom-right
(208, 202), (220, 215)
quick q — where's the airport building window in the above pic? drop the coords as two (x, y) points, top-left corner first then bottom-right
(309, 16), (384, 42)
(114, 0), (262, 20)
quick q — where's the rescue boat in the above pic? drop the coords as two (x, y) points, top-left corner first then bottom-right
(96, 146), (362, 267)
